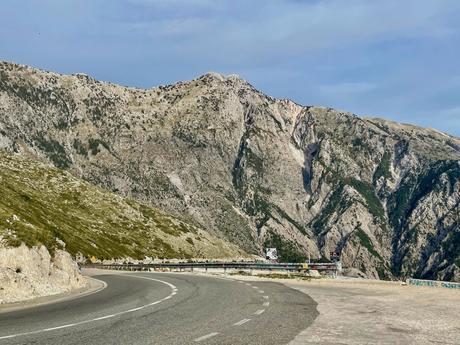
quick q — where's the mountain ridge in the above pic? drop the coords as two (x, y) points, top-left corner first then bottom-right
(2, 60), (459, 140)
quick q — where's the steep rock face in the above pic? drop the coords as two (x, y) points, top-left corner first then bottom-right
(0, 61), (459, 280)
(0, 244), (86, 304)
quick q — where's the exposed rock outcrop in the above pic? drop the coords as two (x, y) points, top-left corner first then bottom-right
(0, 61), (458, 280)
(0, 244), (86, 304)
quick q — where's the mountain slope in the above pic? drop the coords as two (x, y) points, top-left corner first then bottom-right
(0, 61), (459, 280)
(0, 151), (245, 260)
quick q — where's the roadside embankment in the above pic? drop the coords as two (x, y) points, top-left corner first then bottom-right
(0, 244), (88, 304)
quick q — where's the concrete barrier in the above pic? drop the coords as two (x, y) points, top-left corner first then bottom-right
(407, 278), (460, 289)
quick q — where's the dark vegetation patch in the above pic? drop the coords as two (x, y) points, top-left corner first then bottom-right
(34, 135), (71, 169)
(311, 182), (347, 235)
(344, 178), (386, 225)
(353, 226), (382, 260)
(73, 138), (88, 156)
(88, 138), (110, 155)
(373, 151), (392, 182)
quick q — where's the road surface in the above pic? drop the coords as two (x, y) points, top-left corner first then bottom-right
(0, 272), (318, 344)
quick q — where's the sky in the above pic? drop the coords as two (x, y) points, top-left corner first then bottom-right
(1, 0), (460, 136)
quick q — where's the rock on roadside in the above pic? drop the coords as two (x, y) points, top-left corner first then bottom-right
(0, 244), (87, 304)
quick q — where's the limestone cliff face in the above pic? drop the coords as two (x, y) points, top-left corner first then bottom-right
(0, 244), (86, 304)
(0, 61), (459, 280)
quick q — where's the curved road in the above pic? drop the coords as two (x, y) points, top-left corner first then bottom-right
(0, 272), (318, 345)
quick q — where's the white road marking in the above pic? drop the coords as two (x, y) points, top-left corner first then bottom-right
(263, 301), (270, 307)
(233, 318), (251, 326)
(194, 332), (219, 342)
(43, 324), (77, 331)
(263, 295), (269, 299)
(0, 274), (177, 340)
(252, 286), (258, 289)
(245, 283), (251, 286)
(254, 309), (265, 315)
(258, 290), (264, 293)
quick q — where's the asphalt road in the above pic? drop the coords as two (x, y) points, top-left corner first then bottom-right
(0, 272), (318, 345)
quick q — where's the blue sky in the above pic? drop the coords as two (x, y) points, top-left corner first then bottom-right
(1, 0), (460, 136)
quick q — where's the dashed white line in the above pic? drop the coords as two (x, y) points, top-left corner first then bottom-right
(252, 286), (258, 289)
(254, 309), (265, 315)
(233, 318), (251, 326)
(194, 332), (220, 342)
(263, 301), (270, 307)
(263, 295), (269, 299)
(0, 274), (177, 340)
(258, 290), (264, 293)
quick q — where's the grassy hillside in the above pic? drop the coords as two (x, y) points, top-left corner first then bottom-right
(0, 151), (245, 260)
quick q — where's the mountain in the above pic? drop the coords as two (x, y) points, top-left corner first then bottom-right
(0, 151), (244, 260)
(0, 61), (459, 280)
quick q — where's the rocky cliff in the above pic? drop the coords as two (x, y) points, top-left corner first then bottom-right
(0, 244), (86, 304)
(0, 61), (459, 281)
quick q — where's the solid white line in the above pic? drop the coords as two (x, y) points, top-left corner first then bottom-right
(263, 301), (270, 307)
(233, 318), (251, 326)
(43, 323), (77, 331)
(0, 274), (177, 340)
(194, 332), (219, 342)
(254, 309), (265, 315)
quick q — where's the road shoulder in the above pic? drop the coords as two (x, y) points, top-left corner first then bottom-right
(0, 275), (106, 314)
(284, 278), (460, 345)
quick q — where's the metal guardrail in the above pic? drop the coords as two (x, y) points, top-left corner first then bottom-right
(84, 261), (341, 273)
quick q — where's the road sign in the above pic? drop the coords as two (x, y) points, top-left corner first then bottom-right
(265, 248), (278, 261)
